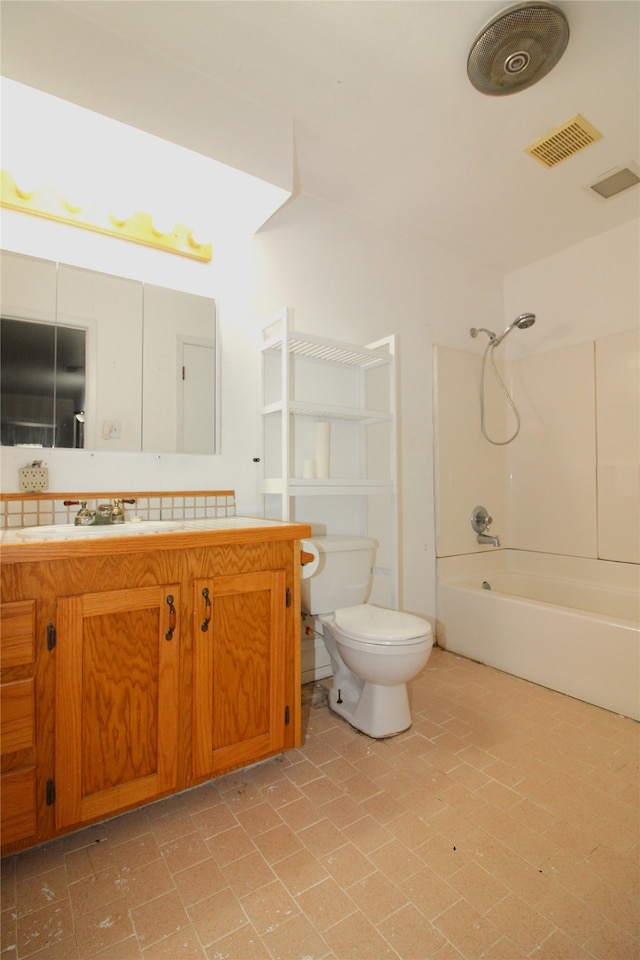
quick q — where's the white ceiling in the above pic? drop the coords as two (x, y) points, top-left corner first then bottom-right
(2, 1), (639, 271)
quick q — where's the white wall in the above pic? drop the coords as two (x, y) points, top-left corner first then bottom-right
(503, 220), (639, 356)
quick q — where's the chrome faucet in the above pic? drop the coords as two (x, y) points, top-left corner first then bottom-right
(470, 505), (501, 548)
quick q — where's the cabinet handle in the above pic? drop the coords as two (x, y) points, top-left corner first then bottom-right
(165, 594), (176, 641)
(201, 587), (211, 632)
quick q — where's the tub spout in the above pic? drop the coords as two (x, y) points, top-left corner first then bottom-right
(477, 532), (500, 547)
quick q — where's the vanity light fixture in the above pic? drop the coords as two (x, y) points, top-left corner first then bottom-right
(0, 170), (213, 262)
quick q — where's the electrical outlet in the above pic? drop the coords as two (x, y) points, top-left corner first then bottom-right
(19, 466), (49, 492)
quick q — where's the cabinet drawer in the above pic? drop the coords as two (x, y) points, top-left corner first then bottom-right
(0, 767), (36, 845)
(0, 601), (36, 667)
(1, 679), (35, 754)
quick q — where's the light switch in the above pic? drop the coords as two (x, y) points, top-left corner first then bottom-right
(102, 420), (122, 439)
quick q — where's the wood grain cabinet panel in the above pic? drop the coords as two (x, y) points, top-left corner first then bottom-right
(1, 679), (35, 754)
(0, 767), (36, 845)
(0, 600), (35, 667)
(1, 600), (37, 847)
(192, 570), (287, 778)
(55, 584), (181, 829)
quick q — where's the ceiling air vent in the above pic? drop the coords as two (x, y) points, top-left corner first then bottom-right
(587, 162), (640, 201)
(525, 114), (602, 168)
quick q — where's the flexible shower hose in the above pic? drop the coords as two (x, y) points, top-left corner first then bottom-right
(479, 340), (521, 445)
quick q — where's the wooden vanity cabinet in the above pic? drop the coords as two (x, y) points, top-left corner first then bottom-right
(0, 528), (306, 854)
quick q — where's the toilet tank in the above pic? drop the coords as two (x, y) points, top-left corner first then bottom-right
(301, 536), (376, 614)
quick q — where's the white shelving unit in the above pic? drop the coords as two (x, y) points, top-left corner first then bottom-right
(259, 308), (400, 609)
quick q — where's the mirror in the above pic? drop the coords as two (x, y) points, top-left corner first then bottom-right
(1, 317), (86, 447)
(0, 251), (217, 454)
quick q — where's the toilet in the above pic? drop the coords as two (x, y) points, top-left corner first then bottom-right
(301, 536), (433, 738)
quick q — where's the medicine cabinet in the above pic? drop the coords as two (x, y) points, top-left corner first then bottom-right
(0, 251), (217, 454)
(259, 309), (400, 608)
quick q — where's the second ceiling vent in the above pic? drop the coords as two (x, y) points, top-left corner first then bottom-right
(525, 114), (603, 168)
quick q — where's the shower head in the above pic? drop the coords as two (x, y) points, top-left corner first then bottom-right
(515, 312), (536, 329)
(492, 312), (536, 346)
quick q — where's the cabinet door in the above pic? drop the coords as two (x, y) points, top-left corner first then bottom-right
(193, 570), (287, 778)
(55, 585), (180, 829)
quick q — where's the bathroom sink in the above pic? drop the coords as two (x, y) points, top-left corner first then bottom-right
(182, 516), (285, 529)
(15, 520), (184, 541)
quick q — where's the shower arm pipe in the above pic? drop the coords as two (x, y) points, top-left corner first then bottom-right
(470, 326), (498, 343)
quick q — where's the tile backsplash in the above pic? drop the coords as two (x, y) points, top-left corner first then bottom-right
(0, 491), (236, 529)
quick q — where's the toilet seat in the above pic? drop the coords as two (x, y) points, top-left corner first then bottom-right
(333, 603), (432, 646)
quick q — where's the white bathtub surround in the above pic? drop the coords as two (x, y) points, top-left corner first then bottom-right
(509, 342), (597, 557)
(434, 330), (640, 563)
(595, 328), (640, 564)
(437, 550), (639, 721)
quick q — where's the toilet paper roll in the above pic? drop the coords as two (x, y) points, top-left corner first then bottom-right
(300, 539), (320, 579)
(314, 421), (331, 479)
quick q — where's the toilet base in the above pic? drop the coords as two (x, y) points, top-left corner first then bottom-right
(328, 679), (412, 739)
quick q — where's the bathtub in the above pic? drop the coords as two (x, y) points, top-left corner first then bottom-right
(436, 550), (639, 720)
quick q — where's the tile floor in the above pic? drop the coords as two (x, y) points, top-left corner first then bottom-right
(1, 647), (638, 960)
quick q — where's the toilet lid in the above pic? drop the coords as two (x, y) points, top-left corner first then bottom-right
(333, 604), (432, 645)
